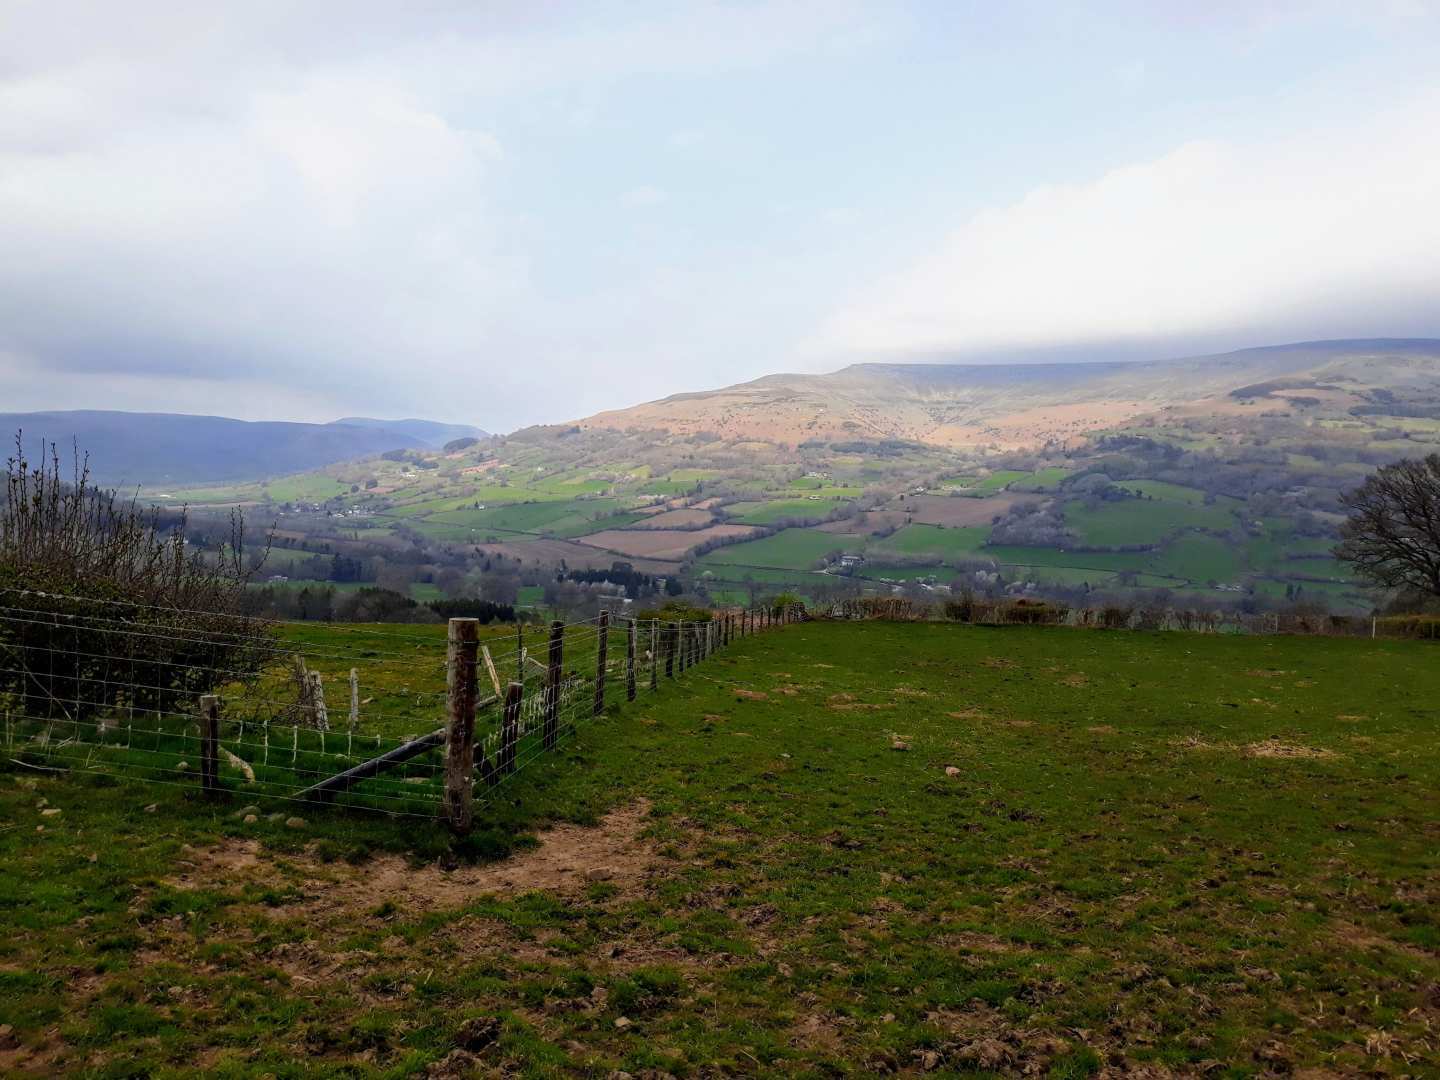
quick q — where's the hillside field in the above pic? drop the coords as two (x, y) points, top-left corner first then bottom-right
(1, 621), (1436, 1076)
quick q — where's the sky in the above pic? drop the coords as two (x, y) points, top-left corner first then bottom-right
(2, 1), (1439, 431)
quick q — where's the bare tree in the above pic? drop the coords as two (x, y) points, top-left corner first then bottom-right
(1, 435), (275, 721)
(1335, 454), (1440, 599)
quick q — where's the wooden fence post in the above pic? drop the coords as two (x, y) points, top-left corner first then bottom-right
(200, 694), (220, 799)
(443, 618), (480, 835)
(516, 623), (524, 683)
(665, 621), (676, 678)
(594, 610), (610, 717)
(677, 622), (687, 673)
(544, 620), (564, 749)
(626, 619), (637, 701)
(501, 680), (522, 774)
(649, 621), (659, 690)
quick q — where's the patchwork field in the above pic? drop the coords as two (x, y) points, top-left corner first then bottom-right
(578, 524), (758, 561)
(2, 621), (1435, 1076)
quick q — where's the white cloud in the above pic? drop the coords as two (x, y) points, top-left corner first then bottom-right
(813, 90), (1440, 361)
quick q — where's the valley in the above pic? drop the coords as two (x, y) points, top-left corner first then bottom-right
(132, 339), (1440, 618)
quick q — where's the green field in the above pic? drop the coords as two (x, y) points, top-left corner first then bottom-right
(1065, 496), (1238, 547)
(695, 528), (852, 571)
(872, 523), (990, 559)
(2, 621), (1436, 1075)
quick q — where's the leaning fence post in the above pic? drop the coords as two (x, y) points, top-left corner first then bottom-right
(594, 610), (610, 717)
(626, 619), (637, 701)
(200, 694), (220, 799)
(544, 620), (563, 749)
(443, 618), (480, 835)
(502, 680), (521, 774)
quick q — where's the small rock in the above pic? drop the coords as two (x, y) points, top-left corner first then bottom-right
(285, 816), (306, 829)
(243, 814), (258, 824)
(944, 766), (961, 777)
(87, 853), (98, 863)
(266, 812), (285, 822)
(168, 985), (184, 997)
(890, 739), (910, 751)
(613, 1016), (633, 1030)
(40, 807), (61, 816)
(915, 1049), (941, 1071)
(584, 867), (614, 882)
(143, 803), (158, 813)
(882, 1012), (895, 1023)
(175, 761), (189, 772)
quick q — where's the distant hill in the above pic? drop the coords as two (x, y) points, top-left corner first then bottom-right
(0, 411), (479, 487)
(331, 417), (488, 449)
(577, 338), (1440, 450)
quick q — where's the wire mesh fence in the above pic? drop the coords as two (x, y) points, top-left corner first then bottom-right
(0, 587), (807, 829)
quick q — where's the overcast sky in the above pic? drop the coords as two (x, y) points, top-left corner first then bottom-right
(2, 1), (1439, 430)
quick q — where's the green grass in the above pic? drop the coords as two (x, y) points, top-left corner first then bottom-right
(2, 621), (1436, 1075)
(695, 528), (853, 571)
(969, 469), (1031, 493)
(729, 499), (850, 526)
(1065, 497), (1238, 547)
(873, 524), (991, 559)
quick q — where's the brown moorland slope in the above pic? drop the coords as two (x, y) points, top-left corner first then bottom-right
(576, 339), (1440, 450)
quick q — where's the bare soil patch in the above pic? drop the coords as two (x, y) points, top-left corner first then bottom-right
(174, 801), (661, 918)
(474, 538), (676, 573)
(577, 524), (757, 560)
(1244, 740), (1336, 760)
(904, 494), (1026, 527)
(627, 507), (714, 529)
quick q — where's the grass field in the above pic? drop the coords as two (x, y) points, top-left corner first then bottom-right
(1065, 497), (1238, 547)
(873, 523), (990, 559)
(2, 623), (1438, 1076)
(728, 499), (849, 526)
(695, 528), (850, 572)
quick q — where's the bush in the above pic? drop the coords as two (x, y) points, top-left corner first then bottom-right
(1, 436), (274, 721)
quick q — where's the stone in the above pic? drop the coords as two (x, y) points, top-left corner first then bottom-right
(143, 803), (158, 813)
(944, 766), (961, 777)
(890, 739), (910, 751)
(243, 814), (258, 824)
(584, 867), (614, 882)
(613, 1016), (633, 1030)
(40, 807), (61, 816)
(285, 816), (306, 829)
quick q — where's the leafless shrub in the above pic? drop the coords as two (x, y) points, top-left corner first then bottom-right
(0, 434), (276, 722)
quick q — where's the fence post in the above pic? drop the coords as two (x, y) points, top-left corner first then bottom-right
(443, 618), (480, 835)
(626, 619), (637, 701)
(665, 621), (676, 678)
(348, 668), (359, 730)
(649, 621), (659, 690)
(544, 620), (563, 749)
(594, 610), (610, 717)
(516, 623), (524, 683)
(501, 680), (521, 774)
(200, 694), (220, 800)
(677, 622), (687, 673)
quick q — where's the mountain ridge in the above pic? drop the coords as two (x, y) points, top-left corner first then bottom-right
(575, 338), (1440, 449)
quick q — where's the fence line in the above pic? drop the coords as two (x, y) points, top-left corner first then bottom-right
(1, 599), (809, 831)
(820, 594), (1439, 639)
